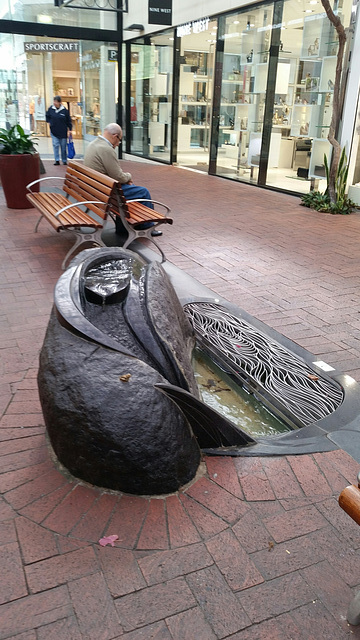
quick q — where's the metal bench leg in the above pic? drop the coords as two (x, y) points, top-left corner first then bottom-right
(123, 228), (166, 263)
(148, 236), (166, 263)
(61, 229), (105, 270)
(348, 590), (360, 625)
(35, 215), (43, 232)
(122, 228), (137, 251)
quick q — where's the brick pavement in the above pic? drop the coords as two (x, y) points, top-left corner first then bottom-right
(1, 159), (360, 638)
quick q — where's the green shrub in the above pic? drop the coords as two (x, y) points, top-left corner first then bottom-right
(0, 124), (37, 155)
(301, 148), (356, 215)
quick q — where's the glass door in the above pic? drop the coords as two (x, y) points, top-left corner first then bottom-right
(176, 19), (217, 171)
(82, 41), (118, 142)
(215, 7), (273, 182)
(130, 30), (173, 162)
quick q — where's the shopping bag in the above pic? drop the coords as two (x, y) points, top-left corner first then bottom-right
(67, 134), (76, 159)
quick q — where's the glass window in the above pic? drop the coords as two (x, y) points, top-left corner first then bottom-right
(214, 0), (354, 194)
(0, 33), (118, 157)
(176, 19), (217, 171)
(267, 0), (353, 194)
(82, 41), (118, 140)
(215, 7), (273, 182)
(130, 30), (173, 163)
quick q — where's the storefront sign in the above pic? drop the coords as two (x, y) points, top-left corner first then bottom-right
(149, 0), (172, 25)
(24, 41), (79, 52)
(177, 17), (209, 38)
(108, 49), (118, 61)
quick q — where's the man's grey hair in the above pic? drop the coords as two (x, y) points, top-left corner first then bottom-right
(104, 123), (122, 135)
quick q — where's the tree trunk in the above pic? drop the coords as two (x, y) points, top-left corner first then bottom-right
(320, 0), (347, 202)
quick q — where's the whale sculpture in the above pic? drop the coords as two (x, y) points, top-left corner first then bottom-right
(38, 247), (252, 495)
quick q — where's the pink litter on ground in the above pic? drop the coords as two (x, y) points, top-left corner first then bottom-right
(98, 534), (119, 547)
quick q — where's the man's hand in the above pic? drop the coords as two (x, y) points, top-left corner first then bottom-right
(127, 180), (133, 185)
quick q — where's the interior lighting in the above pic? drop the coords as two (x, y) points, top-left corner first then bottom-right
(305, 9), (313, 12)
(169, 37), (174, 40)
(309, 1), (317, 4)
(234, 20), (239, 24)
(38, 14), (52, 23)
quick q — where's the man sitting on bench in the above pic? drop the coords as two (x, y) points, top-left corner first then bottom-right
(84, 123), (162, 237)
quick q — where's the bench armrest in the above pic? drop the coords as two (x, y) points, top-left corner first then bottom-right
(26, 176), (65, 193)
(54, 200), (106, 219)
(126, 199), (171, 215)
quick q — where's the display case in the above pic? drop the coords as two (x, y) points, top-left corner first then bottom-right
(178, 49), (213, 153)
(308, 138), (332, 179)
(300, 14), (336, 59)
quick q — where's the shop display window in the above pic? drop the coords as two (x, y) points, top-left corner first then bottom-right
(130, 30), (173, 162)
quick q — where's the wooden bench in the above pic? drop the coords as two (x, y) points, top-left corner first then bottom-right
(109, 183), (173, 263)
(26, 160), (118, 269)
(339, 473), (360, 625)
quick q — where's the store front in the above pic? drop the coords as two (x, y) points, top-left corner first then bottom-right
(0, 0), (120, 159)
(129, 30), (174, 162)
(127, 0), (357, 195)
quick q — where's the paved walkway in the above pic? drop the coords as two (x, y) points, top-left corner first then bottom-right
(1, 159), (360, 639)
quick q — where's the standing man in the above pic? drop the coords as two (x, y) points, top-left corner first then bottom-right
(84, 122), (161, 236)
(46, 96), (72, 166)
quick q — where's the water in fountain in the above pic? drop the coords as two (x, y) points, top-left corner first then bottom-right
(193, 348), (291, 437)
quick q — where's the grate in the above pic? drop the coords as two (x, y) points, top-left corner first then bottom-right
(184, 302), (344, 428)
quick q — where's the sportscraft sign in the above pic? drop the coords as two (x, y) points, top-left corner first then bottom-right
(149, 0), (172, 25)
(24, 41), (79, 52)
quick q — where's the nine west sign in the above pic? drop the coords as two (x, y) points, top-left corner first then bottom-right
(149, 0), (172, 25)
(24, 41), (79, 52)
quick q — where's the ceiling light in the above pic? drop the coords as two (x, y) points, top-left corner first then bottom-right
(305, 9), (312, 12)
(169, 37), (174, 40)
(38, 14), (52, 23)
(309, 1), (317, 3)
(234, 20), (239, 24)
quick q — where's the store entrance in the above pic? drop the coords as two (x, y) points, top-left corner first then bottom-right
(25, 42), (82, 161)
(0, 34), (118, 160)
(177, 20), (217, 172)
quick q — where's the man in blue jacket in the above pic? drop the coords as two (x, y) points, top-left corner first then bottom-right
(46, 96), (72, 165)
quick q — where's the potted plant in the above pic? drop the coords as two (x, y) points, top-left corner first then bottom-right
(0, 124), (40, 208)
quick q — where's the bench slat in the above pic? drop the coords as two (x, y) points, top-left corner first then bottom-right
(68, 160), (116, 189)
(27, 193), (103, 230)
(63, 185), (108, 220)
(66, 169), (114, 198)
(126, 202), (173, 225)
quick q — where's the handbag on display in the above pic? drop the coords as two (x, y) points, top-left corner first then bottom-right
(67, 133), (76, 159)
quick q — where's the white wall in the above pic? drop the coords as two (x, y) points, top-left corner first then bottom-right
(123, 0), (258, 39)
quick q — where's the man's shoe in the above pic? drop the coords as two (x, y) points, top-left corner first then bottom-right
(63, 162), (67, 165)
(54, 161), (60, 165)
(151, 229), (162, 237)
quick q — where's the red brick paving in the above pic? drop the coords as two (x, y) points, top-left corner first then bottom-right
(1, 159), (360, 638)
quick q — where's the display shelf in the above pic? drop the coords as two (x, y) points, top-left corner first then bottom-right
(319, 56), (337, 92)
(291, 104), (321, 137)
(308, 138), (332, 178)
(300, 14), (335, 59)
